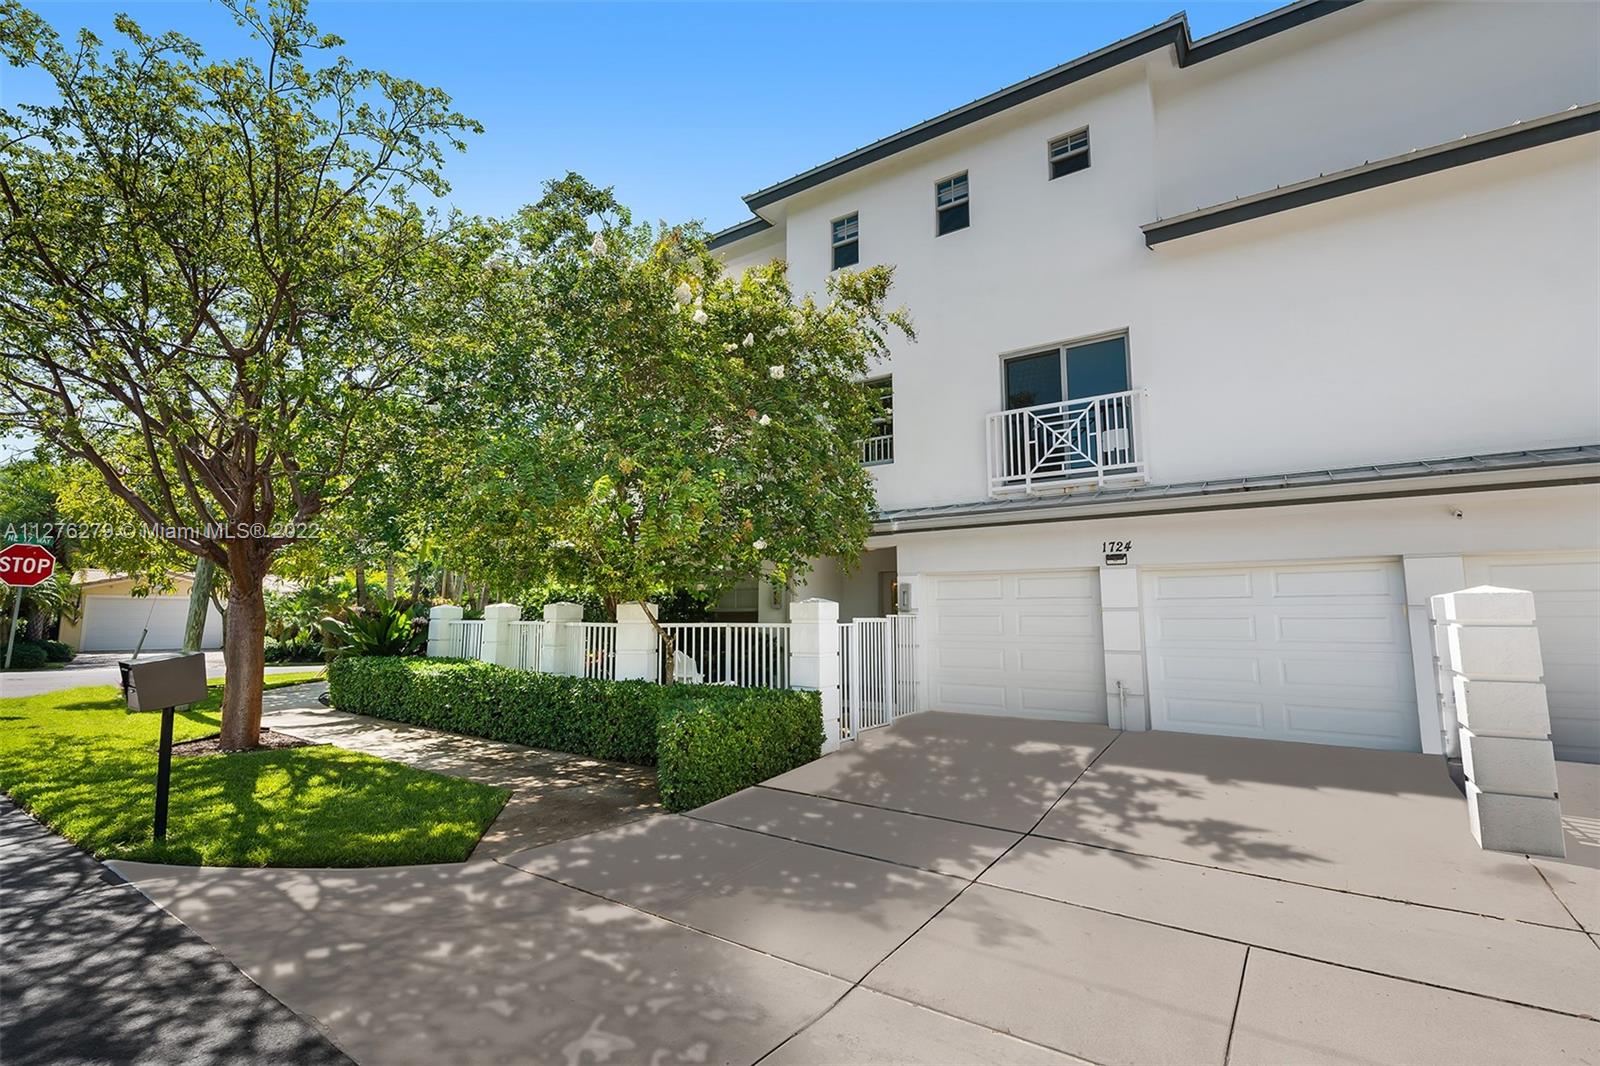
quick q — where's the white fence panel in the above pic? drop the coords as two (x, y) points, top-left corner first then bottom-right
(840, 614), (918, 740)
(660, 623), (791, 689)
(578, 622), (617, 680)
(446, 619), (483, 659)
(510, 620), (545, 672)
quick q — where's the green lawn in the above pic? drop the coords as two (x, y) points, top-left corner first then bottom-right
(0, 673), (509, 867)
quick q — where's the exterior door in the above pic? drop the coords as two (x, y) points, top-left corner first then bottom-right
(1143, 560), (1419, 751)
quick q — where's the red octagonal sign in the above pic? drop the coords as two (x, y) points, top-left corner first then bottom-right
(0, 543), (56, 587)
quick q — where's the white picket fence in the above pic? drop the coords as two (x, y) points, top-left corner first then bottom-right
(511, 620), (545, 672)
(446, 619), (483, 659)
(577, 622), (617, 680)
(659, 622), (791, 688)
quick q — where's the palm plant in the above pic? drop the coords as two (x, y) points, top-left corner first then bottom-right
(320, 595), (426, 657)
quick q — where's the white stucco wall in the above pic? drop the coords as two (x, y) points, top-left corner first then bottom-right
(1152, 1), (1600, 218)
(715, 4), (1599, 514)
(889, 485), (1600, 577)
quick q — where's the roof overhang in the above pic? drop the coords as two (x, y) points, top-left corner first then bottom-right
(1143, 103), (1600, 247)
(872, 446), (1600, 536)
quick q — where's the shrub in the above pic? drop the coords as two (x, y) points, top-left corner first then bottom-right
(657, 688), (823, 812)
(327, 657), (660, 764)
(264, 637), (324, 663)
(6, 642), (48, 669)
(40, 640), (74, 663)
(326, 658), (823, 809)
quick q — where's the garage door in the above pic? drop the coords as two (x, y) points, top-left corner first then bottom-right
(1144, 560), (1419, 751)
(80, 595), (221, 652)
(926, 569), (1106, 721)
(1465, 553), (1599, 764)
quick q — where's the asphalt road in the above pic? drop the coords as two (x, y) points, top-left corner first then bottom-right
(1, 651), (321, 699)
(0, 799), (352, 1066)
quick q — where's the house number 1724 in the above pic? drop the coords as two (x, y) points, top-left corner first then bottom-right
(1102, 540), (1132, 553)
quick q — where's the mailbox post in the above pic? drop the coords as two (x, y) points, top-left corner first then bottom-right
(119, 653), (208, 841)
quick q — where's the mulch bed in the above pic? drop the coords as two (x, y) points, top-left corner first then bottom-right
(171, 729), (321, 757)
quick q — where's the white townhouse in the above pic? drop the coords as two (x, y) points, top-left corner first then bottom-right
(708, 0), (1600, 763)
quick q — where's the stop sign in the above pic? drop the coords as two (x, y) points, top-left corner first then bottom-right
(0, 544), (56, 587)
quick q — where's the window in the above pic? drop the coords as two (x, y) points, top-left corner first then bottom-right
(831, 213), (859, 270)
(860, 377), (893, 464)
(935, 172), (969, 235)
(1048, 128), (1090, 180)
(1004, 334), (1127, 410)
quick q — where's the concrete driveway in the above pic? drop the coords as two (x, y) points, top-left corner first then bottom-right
(2, 650), (317, 697)
(109, 712), (1600, 1065)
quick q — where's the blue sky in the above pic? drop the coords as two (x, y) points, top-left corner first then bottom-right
(7, 1), (1281, 231)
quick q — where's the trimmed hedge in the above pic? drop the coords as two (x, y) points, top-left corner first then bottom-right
(326, 657), (823, 811)
(327, 657), (660, 764)
(657, 688), (823, 812)
(40, 640), (75, 663)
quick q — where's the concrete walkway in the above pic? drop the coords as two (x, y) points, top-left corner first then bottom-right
(110, 713), (1600, 1065)
(261, 684), (661, 856)
(0, 799), (350, 1066)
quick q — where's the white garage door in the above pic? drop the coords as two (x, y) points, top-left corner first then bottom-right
(926, 569), (1106, 721)
(1144, 560), (1420, 751)
(80, 595), (221, 652)
(1465, 553), (1599, 764)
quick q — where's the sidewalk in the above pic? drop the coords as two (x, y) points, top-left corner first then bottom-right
(0, 798), (351, 1066)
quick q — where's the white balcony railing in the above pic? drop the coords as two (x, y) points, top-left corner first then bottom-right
(860, 434), (893, 465)
(986, 388), (1146, 496)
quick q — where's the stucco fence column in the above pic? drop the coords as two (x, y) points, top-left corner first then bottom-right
(426, 604), (463, 658)
(479, 602), (520, 668)
(541, 602), (584, 677)
(614, 602), (660, 682)
(1432, 585), (1565, 857)
(790, 598), (842, 754)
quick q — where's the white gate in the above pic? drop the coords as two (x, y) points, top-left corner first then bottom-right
(840, 614), (919, 740)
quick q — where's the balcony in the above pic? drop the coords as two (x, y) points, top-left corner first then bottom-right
(986, 389), (1147, 497)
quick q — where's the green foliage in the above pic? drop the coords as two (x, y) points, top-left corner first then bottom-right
(328, 657), (661, 764)
(326, 657), (823, 808)
(39, 639), (73, 662)
(444, 175), (913, 612)
(657, 688), (823, 812)
(5, 642), (48, 669)
(0, 0), (485, 743)
(320, 595), (426, 657)
(0, 676), (507, 866)
(263, 636), (324, 663)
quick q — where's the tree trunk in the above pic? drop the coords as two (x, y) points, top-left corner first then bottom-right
(385, 555), (396, 599)
(183, 557), (216, 653)
(640, 598), (676, 685)
(218, 569), (267, 750)
(355, 558), (368, 605)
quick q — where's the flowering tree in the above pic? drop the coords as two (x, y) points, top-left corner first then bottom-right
(453, 176), (911, 676)
(0, 0), (478, 746)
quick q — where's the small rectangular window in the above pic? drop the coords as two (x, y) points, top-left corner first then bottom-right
(1049, 128), (1090, 180)
(831, 213), (859, 270)
(860, 378), (893, 465)
(935, 172), (970, 236)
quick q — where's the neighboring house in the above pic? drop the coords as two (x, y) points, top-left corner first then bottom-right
(710, 1), (1600, 761)
(58, 571), (223, 653)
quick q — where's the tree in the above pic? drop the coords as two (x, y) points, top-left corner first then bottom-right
(450, 176), (911, 678)
(0, 0), (478, 746)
